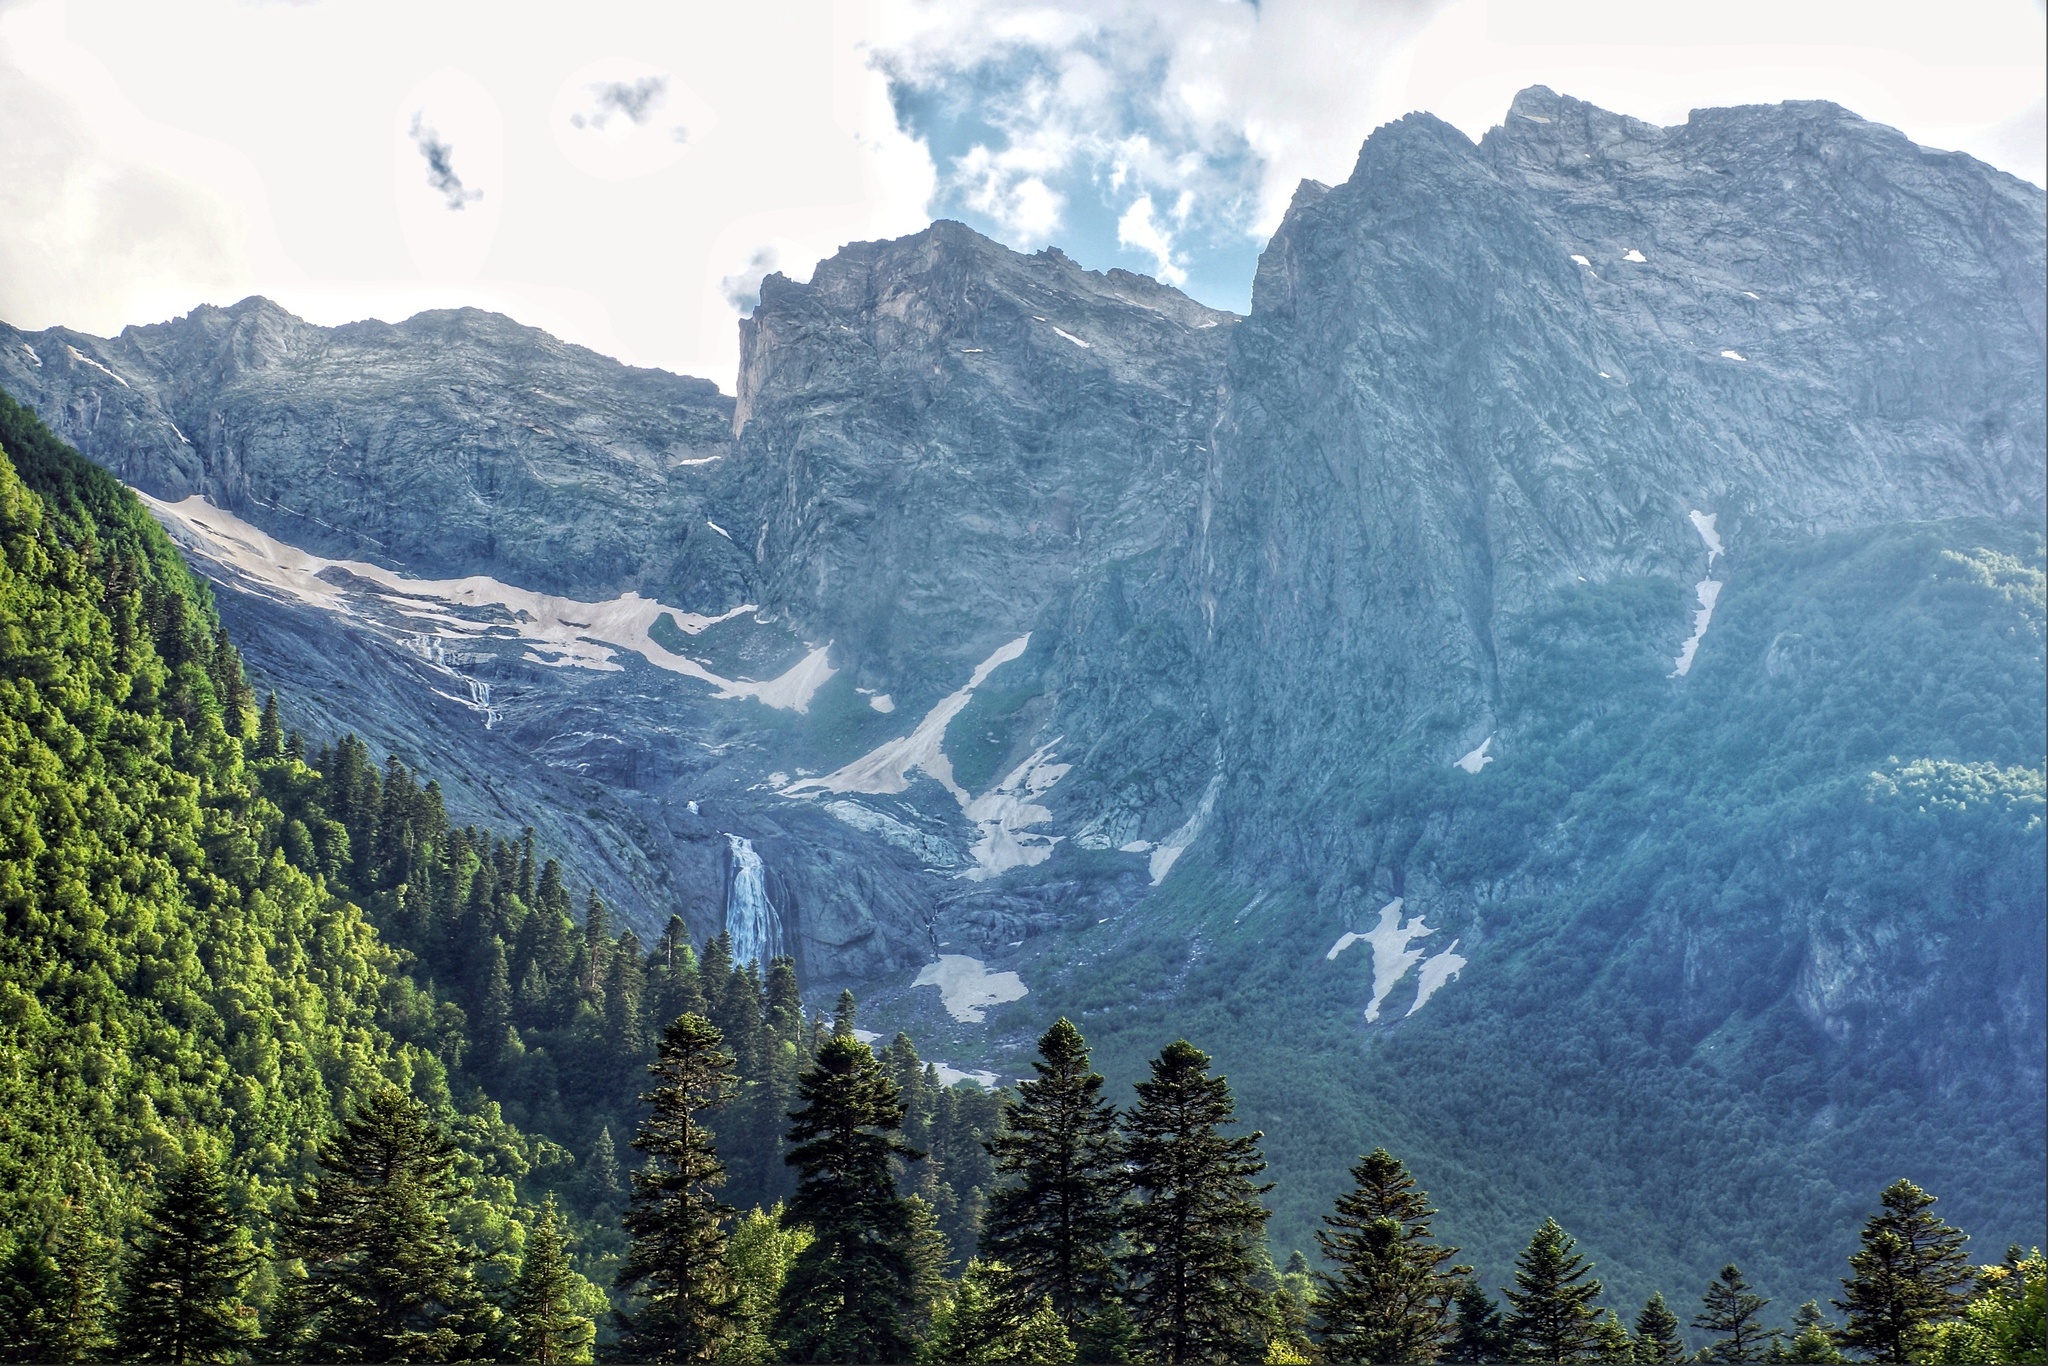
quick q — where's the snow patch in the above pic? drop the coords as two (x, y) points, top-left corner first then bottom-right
(931, 1062), (999, 1089)
(1407, 942), (1465, 1016)
(869, 693), (896, 713)
(851, 1028), (882, 1044)
(822, 800), (959, 868)
(1741, 291), (1760, 300)
(1720, 350), (1746, 361)
(1150, 772), (1223, 886)
(962, 348), (984, 354)
(913, 955), (1027, 1023)
(1518, 112), (1552, 123)
(962, 740), (1071, 880)
(674, 454), (723, 467)
(1455, 736), (1493, 774)
(167, 421), (193, 446)
(1355, 899), (1442, 1024)
(65, 345), (130, 387)
(136, 492), (832, 710)
(1051, 327), (1091, 349)
(1326, 932), (1364, 961)
(1119, 839), (1154, 854)
(19, 343), (41, 367)
(1570, 254), (1591, 267)
(785, 635), (1030, 804)
(706, 519), (734, 539)
(1623, 249), (1647, 263)
(1688, 510), (1723, 564)
(1671, 578), (1723, 676)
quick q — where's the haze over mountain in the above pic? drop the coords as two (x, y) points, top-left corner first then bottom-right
(4, 87), (2041, 1307)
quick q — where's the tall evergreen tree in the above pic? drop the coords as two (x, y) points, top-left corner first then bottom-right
(925, 1259), (1078, 1366)
(1502, 1218), (1602, 1365)
(280, 1088), (496, 1361)
(112, 1152), (258, 1365)
(510, 1198), (594, 1365)
(1588, 1308), (1633, 1362)
(773, 1035), (924, 1365)
(0, 1203), (115, 1365)
(1122, 1040), (1273, 1365)
(1442, 1280), (1513, 1363)
(1694, 1264), (1771, 1363)
(1313, 1147), (1463, 1363)
(616, 1012), (742, 1362)
(1834, 1179), (1972, 1363)
(1632, 1291), (1686, 1363)
(1777, 1301), (1845, 1364)
(982, 1018), (1127, 1330)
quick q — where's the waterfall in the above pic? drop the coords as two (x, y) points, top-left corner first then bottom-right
(463, 676), (502, 729)
(723, 834), (784, 969)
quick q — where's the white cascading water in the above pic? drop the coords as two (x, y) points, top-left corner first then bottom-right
(464, 676), (502, 729)
(723, 834), (784, 968)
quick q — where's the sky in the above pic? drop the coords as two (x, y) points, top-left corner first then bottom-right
(1, 0), (2041, 390)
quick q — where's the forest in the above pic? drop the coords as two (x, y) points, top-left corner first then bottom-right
(0, 392), (2040, 1364)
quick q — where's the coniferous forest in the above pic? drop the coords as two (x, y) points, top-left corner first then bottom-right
(0, 395), (2041, 1366)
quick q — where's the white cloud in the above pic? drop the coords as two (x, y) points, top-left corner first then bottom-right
(0, 0), (937, 389)
(0, 0), (2036, 396)
(1116, 194), (1186, 285)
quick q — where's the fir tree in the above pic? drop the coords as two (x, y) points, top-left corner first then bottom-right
(833, 988), (859, 1039)
(0, 1211), (113, 1365)
(112, 1152), (259, 1364)
(1442, 1280), (1513, 1363)
(1632, 1290), (1686, 1363)
(280, 1087), (495, 1360)
(256, 691), (284, 759)
(1122, 1039), (1273, 1365)
(1695, 1263), (1771, 1363)
(982, 1017), (1127, 1330)
(1313, 1146), (1463, 1363)
(616, 1012), (741, 1362)
(1502, 1218), (1602, 1365)
(925, 1259), (1078, 1366)
(1589, 1308), (1633, 1362)
(1835, 1179), (1972, 1363)
(510, 1198), (594, 1365)
(586, 1127), (625, 1213)
(1777, 1301), (1844, 1364)
(773, 1035), (924, 1365)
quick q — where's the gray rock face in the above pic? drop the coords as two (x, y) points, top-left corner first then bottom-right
(3, 86), (2042, 1306)
(1199, 86), (2046, 857)
(732, 221), (1233, 702)
(2, 298), (746, 603)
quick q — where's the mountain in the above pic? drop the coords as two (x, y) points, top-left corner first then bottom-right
(2, 87), (2040, 1309)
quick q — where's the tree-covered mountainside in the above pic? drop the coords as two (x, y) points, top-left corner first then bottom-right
(0, 394), (1003, 1341)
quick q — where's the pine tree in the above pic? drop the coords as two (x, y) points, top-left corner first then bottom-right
(1313, 1147), (1463, 1363)
(1502, 1218), (1602, 1364)
(1695, 1263), (1771, 1363)
(1778, 1301), (1844, 1364)
(616, 1012), (742, 1362)
(773, 1035), (924, 1364)
(586, 1127), (625, 1214)
(833, 988), (859, 1039)
(1632, 1291), (1685, 1363)
(112, 1152), (259, 1364)
(1442, 1280), (1513, 1363)
(0, 1207), (114, 1365)
(510, 1198), (594, 1365)
(1835, 1179), (1972, 1363)
(280, 1087), (495, 1359)
(1122, 1039), (1273, 1365)
(983, 1017), (1127, 1330)
(44, 1200), (116, 1364)
(907, 1192), (956, 1337)
(1589, 1308), (1633, 1362)
(256, 691), (284, 759)
(926, 1259), (1079, 1365)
